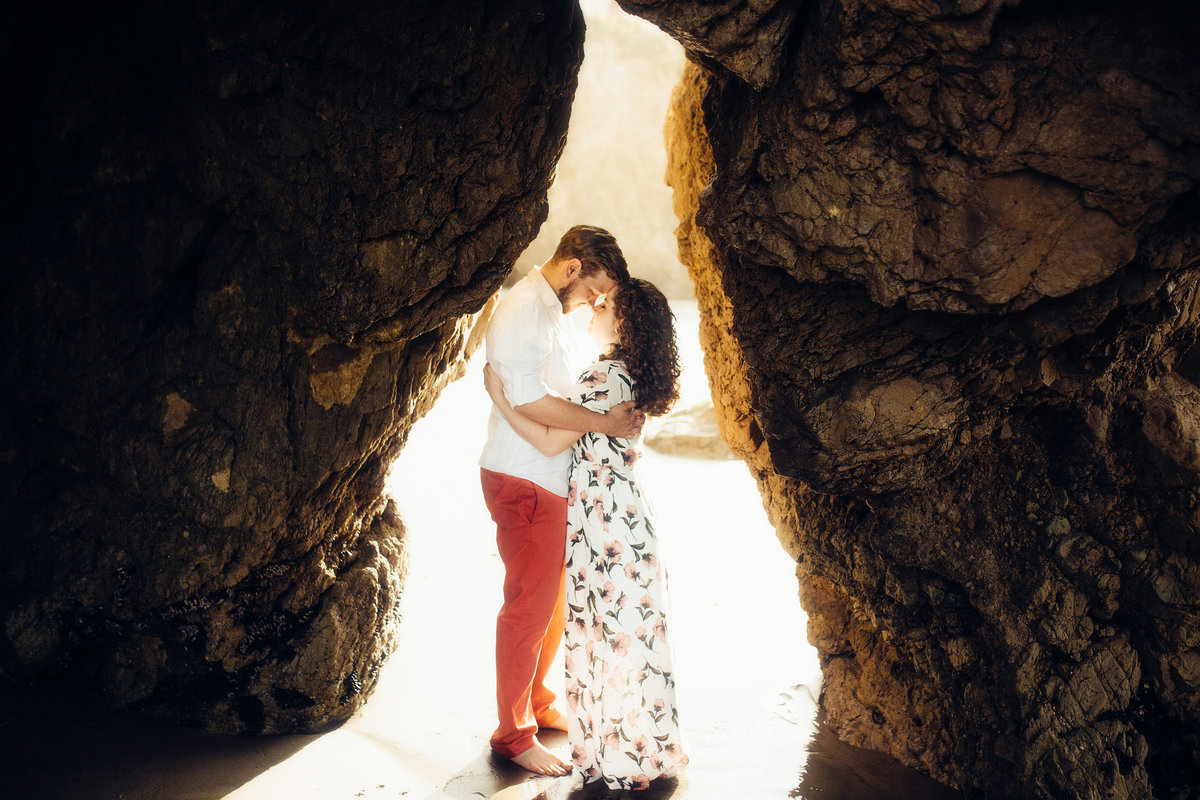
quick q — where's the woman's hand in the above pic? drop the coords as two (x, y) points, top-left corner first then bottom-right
(483, 363), (510, 410)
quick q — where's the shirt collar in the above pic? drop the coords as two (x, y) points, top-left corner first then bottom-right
(532, 267), (563, 312)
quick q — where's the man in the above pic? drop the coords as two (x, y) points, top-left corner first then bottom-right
(479, 225), (644, 775)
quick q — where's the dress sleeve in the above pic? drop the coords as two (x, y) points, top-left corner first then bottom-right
(571, 361), (631, 413)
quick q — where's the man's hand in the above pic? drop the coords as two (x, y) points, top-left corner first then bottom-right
(482, 362), (506, 407)
(605, 401), (645, 439)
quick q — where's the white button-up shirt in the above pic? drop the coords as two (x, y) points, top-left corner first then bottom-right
(479, 268), (588, 497)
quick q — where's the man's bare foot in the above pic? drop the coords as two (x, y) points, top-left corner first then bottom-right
(510, 739), (571, 776)
(537, 708), (569, 732)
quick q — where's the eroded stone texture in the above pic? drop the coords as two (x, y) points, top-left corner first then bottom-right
(660, 0), (1200, 795)
(0, 0), (582, 732)
(616, 0), (799, 91)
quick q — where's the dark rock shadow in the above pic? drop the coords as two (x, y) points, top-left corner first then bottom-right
(793, 721), (963, 799)
(0, 680), (312, 800)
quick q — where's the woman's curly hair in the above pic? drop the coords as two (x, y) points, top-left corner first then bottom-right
(605, 277), (680, 417)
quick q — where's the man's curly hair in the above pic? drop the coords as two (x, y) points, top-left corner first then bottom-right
(606, 277), (680, 417)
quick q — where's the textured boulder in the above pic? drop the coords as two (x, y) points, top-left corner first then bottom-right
(644, 401), (737, 460)
(0, 0), (582, 732)
(660, 0), (1200, 797)
(617, 0), (799, 91)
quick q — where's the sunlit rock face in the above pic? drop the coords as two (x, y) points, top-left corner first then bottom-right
(659, 1), (1200, 797)
(0, 0), (581, 733)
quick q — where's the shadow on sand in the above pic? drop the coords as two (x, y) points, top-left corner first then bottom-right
(424, 730), (687, 800)
(0, 680), (311, 800)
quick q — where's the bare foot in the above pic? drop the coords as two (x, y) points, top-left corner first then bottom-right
(537, 708), (569, 732)
(510, 739), (571, 776)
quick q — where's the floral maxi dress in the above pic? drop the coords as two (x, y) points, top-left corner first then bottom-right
(563, 359), (688, 790)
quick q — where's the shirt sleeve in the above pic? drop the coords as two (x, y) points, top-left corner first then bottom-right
(488, 304), (555, 407)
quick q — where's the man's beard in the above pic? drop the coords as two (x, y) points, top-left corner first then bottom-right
(556, 275), (580, 307)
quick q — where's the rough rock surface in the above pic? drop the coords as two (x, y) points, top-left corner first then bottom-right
(0, 0), (582, 733)
(660, 1), (1200, 797)
(617, 0), (799, 92)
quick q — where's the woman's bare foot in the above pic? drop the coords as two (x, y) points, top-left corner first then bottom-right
(537, 708), (569, 732)
(510, 738), (571, 776)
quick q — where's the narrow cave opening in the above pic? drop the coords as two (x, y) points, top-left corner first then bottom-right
(6, 0), (1199, 797)
(205, 4), (827, 797)
(352, 3), (822, 797)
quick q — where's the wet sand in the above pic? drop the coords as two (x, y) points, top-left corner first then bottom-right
(0, 303), (960, 800)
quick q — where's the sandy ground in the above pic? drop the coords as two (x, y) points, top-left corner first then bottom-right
(0, 303), (961, 800)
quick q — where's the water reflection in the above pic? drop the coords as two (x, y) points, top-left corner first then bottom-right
(794, 719), (962, 800)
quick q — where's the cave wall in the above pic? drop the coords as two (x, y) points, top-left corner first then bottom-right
(655, 0), (1200, 798)
(5, 0), (1200, 795)
(0, 0), (583, 733)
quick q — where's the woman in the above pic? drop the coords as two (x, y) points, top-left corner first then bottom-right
(484, 277), (688, 791)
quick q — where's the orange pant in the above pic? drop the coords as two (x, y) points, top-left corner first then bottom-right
(480, 468), (567, 758)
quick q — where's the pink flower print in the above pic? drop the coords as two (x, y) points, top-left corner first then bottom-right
(603, 725), (620, 750)
(635, 668), (647, 683)
(581, 369), (608, 387)
(566, 480), (578, 506)
(571, 745), (586, 765)
(654, 618), (667, 641)
(632, 735), (650, 756)
(642, 553), (656, 569)
(594, 390), (609, 402)
(586, 640), (594, 660)
(592, 613), (604, 639)
(632, 774), (651, 790)
(607, 669), (624, 689)
(624, 562), (641, 582)
(650, 753), (664, 771)
(566, 684), (580, 712)
(599, 581), (617, 603)
(653, 698), (665, 712)
(602, 471), (614, 487)
(613, 632), (631, 656)
(569, 529), (581, 545)
(635, 625), (647, 640)
(623, 449), (638, 466)
(573, 615), (587, 636)
(625, 503), (637, 516)
(665, 742), (682, 758)
(580, 489), (589, 503)
(639, 594), (654, 611)
(617, 593), (628, 608)
(604, 540), (624, 564)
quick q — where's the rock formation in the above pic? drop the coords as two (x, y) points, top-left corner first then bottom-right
(0, 0), (583, 733)
(644, 401), (738, 460)
(659, 1), (1200, 798)
(5, 0), (1199, 796)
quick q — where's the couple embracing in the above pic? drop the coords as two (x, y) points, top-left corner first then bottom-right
(478, 225), (689, 791)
